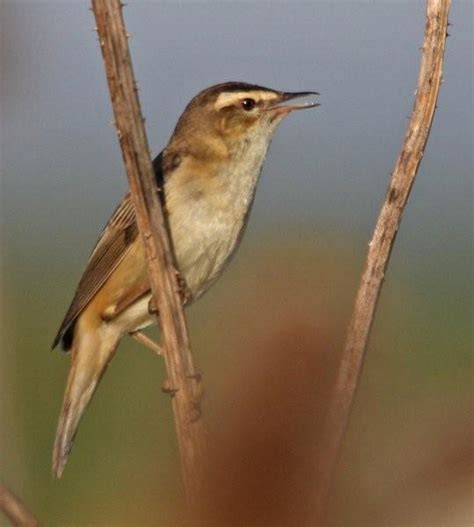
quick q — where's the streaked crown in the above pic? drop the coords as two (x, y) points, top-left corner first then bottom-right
(172, 81), (318, 137)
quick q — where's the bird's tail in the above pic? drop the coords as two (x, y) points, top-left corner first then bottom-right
(52, 323), (120, 478)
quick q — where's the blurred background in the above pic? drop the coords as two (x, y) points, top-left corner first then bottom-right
(1, 1), (472, 526)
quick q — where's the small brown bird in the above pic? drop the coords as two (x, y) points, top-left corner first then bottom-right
(52, 82), (319, 477)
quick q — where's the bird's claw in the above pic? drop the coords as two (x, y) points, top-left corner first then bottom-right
(175, 271), (193, 305)
(148, 297), (158, 315)
(161, 379), (179, 396)
(147, 271), (192, 314)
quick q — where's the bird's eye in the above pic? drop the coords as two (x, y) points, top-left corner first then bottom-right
(241, 98), (256, 111)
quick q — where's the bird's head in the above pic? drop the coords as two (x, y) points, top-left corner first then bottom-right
(170, 82), (319, 157)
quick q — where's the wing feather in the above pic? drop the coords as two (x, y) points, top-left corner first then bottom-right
(52, 194), (138, 349)
(52, 151), (166, 350)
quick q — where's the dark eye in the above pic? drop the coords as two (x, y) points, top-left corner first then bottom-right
(241, 98), (256, 111)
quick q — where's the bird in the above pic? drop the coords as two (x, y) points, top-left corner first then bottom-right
(51, 81), (319, 477)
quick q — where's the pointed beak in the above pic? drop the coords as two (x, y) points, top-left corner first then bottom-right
(267, 91), (320, 114)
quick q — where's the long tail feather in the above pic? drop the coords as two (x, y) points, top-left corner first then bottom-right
(52, 327), (119, 478)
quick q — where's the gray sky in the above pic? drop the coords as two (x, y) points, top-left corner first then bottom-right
(1, 0), (472, 274)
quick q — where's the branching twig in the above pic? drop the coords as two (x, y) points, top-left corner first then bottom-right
(91, 0), (207, 504)
(0, 482), (39, 527)
(316, 0), (451, 520)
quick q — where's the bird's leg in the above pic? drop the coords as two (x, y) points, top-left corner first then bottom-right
(130, 331), (163, 356)
(175, 270), (193, 305)
(145, 270), (192, 397)
(130, 334), (179, 396)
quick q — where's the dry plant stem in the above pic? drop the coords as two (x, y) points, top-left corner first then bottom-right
(0, 482), (39, 527)
(316, 0), (451, 520)
(91, 0), (207, 503)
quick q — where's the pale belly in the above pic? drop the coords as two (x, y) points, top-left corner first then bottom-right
(170, 189), (251, 299)
(112, 202), (249, 336)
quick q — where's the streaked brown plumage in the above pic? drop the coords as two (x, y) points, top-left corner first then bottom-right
(52, 82), (319, 477)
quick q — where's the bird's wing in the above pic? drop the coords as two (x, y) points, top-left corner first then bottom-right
(52, 152), (168, 350)
(52, 193), (139, 349)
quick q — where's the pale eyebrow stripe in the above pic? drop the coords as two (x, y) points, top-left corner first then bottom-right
(214, 91), (278, 111)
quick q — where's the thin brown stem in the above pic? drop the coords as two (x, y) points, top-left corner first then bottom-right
(0, 482), (39, 527)
(91, 0), (207, 505)
(316, 0), (451, 521)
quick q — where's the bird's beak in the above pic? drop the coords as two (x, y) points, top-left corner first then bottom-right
(267, 91), (320, 115)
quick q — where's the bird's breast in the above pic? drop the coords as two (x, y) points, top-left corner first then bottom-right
(165, 139), (269, 298)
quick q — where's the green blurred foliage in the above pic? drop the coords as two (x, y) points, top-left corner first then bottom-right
(1, 227), (471, 526)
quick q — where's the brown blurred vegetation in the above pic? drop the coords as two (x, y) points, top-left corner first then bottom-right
(196, 324), (334, 526)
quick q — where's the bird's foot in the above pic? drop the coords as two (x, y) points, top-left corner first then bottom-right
(147, 271), (192, 314)
(148, 297), (158, 315)
(175, 270), (193, 305)
(162, 379), (179, 397)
